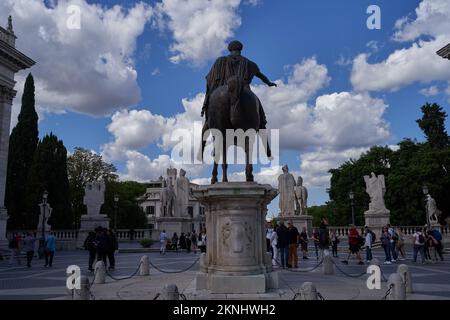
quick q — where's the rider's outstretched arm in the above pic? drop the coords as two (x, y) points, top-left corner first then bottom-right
(256, 71), (277, 87)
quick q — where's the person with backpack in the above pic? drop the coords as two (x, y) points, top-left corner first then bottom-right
(330, 231), (339, 258)
(431, 228), (444, 261)
(198, 229), (207, 253)
(8, 233), (23, 267)
(23, 233), (36, 268)
(44, 232), (57, 267)
(106, 229), (118, 270)
(413, 227), (426, 263)
(345, 224), (364, 265)
(364, 226), (373, 263)
(84, 231), (98, 272)
(387, 224), (398, 263)
(287, 221), (299, 268)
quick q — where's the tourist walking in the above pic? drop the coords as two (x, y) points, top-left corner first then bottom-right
(345, 224), (364, 265)
(191, 230), (198, 253)
(330, 231), (339, 258)
(172, 232), (179, 251)
(412, 227), (426, 263)
(318, 218), (330, 256)
(364, 226), (374, 263)
(84, 231), (98, 272)
(198, 229), (207, 253)
(186, 232), (192, 253)
(44, 232), (56, 267)
(287, 221), (299, 268)
(276, 221), (289, 269)
(396, 228), (406, 260)
(299, 227), (309, 260)
(311, 228), (320, 260)
(8, 233), (23, 266)
(23, 233), (36, 268)
(387, 224), (398, 262)
(95, 227), (108, 265)
(270, 225), (278, 266)
(160, 230), (168, 255)
(431, 228), (444, 261)
(266, 223), (274, 258)
(179, 233), (186, 251)
(106, 229), (118, 270)
(380, 226), (392, 264)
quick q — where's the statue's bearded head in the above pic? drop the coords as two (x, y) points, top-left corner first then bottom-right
(228, 40), (243, 53)
(180, 168), (186, 177)
(297, 176), (303, 186)
(282, 165), (289, 173)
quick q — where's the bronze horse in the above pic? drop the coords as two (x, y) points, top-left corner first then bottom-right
(199, 41), (276, 184)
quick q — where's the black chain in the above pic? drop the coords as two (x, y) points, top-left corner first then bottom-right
(274, 258), (324, 272)
(153, 293), (161, 300)
(149, 257), (200, 274)
(331, 260), (367, 278)
(382, 284), (394, 300)
(317, 292), (325, 300)
(106, 262), (142, 281)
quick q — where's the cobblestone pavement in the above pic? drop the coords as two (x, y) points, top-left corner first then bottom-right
(0, 247), (449, 300)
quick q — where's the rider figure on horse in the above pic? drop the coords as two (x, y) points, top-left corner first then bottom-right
(201, 40), (277, 129)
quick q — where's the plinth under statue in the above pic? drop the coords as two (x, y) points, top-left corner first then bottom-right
(195, 41), (279, 293)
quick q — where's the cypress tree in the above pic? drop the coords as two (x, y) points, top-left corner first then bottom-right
(26, 133), (72, 229)
(5, 73), (38, 229)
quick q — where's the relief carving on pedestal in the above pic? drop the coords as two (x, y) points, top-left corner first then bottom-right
(221, 220), (253, 255)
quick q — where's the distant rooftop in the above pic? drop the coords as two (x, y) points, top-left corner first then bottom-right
(437, 43), (450, 60)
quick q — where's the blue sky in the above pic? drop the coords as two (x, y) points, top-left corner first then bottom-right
(2, 0), (450, 215)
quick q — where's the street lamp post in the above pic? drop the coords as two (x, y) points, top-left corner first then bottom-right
(114, 194), (119, 233)
(422, 185), (430, 229)
(39, 190), (48, 259)
(349, 191), (355, 226)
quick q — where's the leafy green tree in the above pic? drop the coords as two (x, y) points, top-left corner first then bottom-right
(101, 181), (147, 229)
(5, 74), (39, 229)
(416, 103), (449, 149)
(67, 147), (117, 228)
(25, 133), (72, 229)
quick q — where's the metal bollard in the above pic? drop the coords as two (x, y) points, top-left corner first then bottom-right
(140, 256), (150, 276)
(397, 264), (413, 293)
(322, 250), (334, 275)
(300, 282), (318, 300)
(387, 273), (406, 300)
(94, 261), (106, 284)
(162, 283), (180, 300)
(73, 276), (91, 300)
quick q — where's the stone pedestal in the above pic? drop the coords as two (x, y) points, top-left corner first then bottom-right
(77, 214), (110, 248)
(156, 216), (192, 237)
(364, 210), (390, 236)
(0, 208), (8, 250)
(288, 215), (313, 236)
(193, 182), (278, 294)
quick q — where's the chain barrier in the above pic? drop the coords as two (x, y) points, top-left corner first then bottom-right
(273, 258), (323, 272)
(317, 292), (326, 300)
(149, 257), (200, 274)
(153, 293), (161, 300)
(331, 260), (367, 278)
(382, 284), (394, 300)
(151, 292), (187, 300)
(105, 262), (142, 281)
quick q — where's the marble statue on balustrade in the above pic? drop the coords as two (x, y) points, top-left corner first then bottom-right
(175, 169), (190, 217)
(364, 172), (389, 214)
(83, 181), (105, 216)
(37, 202), (52, 232)
(295, 176), (308, 215)
(278, 165), (296, 217)
(161, 179), (176, 217)
(426, 194), (442, 226)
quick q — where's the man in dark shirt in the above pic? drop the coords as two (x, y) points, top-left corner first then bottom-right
(287, 221), (300, 268)
(276, 221), (289, 269)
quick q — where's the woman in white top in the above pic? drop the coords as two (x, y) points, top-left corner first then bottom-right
(270, 229), (278, 266)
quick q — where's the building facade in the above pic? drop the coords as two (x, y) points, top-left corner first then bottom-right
(137, 169), (205, 237)
(0, 17), (35, 250)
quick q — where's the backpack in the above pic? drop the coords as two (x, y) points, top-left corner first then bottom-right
(358, 235), (365, 247)
(370, 230), (376, 242)
(418, 233), (425, 244)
